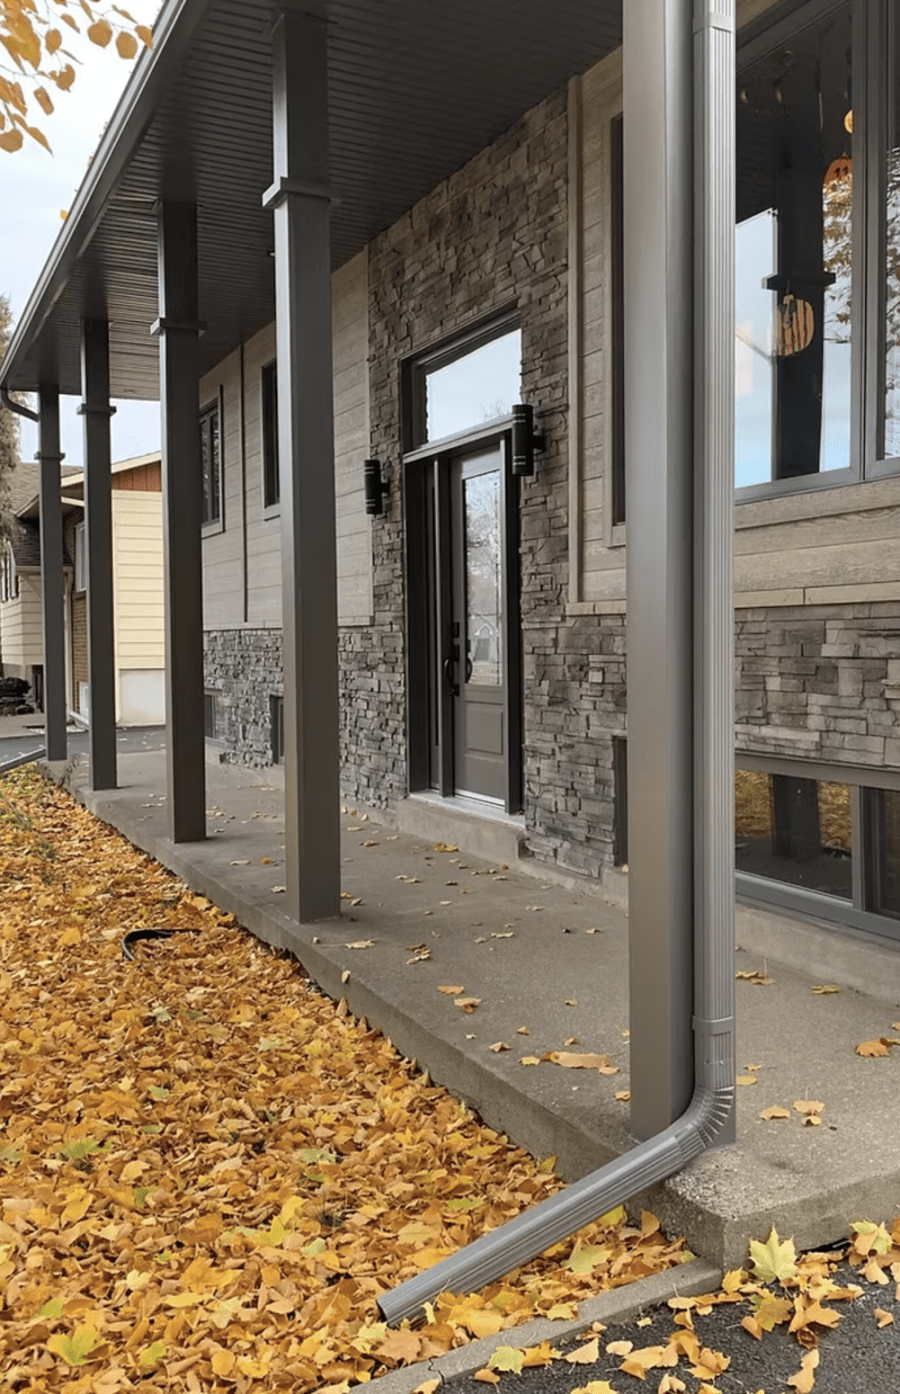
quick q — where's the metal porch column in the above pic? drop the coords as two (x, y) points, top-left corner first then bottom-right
(263, 5), (341, 922)
(623, 0), (694, 1138)
(624, 0), (736, 1139)
(79, 320), (117, 790)
(37, 387), (67, 761)
(155, 201), (206, 844)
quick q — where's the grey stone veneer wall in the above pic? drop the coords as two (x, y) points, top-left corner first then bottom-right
(356, 82), (634, 876)
(204, 629), (283, 766)
(735, 602), (900, 770)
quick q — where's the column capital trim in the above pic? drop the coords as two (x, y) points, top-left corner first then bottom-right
(262, 175), (335, 211)
(33, 450), (66, 464)
(150, 317), (207, 337)
(77, 403), (117, 418)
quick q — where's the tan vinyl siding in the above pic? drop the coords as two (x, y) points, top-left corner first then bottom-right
(333, 250), (373, 626)
(574, 46), (622, 605)
(200, 249), (372, 631)
(200, 347), (246, 629)
(0, 574), (43, 670)
(111, 491), (165, 669)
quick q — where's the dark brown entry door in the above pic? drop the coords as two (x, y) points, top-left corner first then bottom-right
(450, 448), (507, 801)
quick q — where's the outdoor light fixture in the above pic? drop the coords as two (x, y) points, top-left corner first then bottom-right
(364, 458), (390, 516)
(511, 403), (545, 477)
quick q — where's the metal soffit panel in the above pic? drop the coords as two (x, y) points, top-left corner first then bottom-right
(3, 0), (621, 400)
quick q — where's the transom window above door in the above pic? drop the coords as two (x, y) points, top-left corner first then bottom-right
(405, 316), (521, 450)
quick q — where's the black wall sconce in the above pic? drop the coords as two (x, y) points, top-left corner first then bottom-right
(511, 403), (545, 477)
(364, 458), (390, 516)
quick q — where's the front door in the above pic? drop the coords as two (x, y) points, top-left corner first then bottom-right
(450, 448), (507, 801)
(407, 436), (522, 812)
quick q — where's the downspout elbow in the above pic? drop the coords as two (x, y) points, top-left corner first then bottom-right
(378, 1039), (735, 1326)
(1, 386), (39, 423)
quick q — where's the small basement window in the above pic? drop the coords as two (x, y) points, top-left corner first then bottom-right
(736, 757), (900, 943)
(203, 691), (219, 740)
(271, 694), (285, 765)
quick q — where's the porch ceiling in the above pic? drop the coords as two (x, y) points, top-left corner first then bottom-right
(2, 0), (621, 401)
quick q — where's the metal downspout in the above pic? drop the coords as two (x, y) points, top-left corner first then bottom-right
(378, 0), (735, 1326)
(0, 748), (47, 775)
(1, 387), (39, 423)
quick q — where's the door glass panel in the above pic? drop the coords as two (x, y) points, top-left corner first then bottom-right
(464, 471), (502, 687)
(736, 5), (853, 485)
(883, 12), (900, 456)
(735, 769), (853, 899)
(425, 329), (521, 443)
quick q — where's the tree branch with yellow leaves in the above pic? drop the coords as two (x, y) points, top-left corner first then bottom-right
(0, 0), (152, 153)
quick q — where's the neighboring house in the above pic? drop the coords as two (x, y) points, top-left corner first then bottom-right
(3, 453), (165, 725)
(0, 462), (55, 704)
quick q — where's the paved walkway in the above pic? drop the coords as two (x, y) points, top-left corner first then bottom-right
(30, 740), (900, 1270)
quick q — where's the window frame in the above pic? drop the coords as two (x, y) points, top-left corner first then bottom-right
(74, 522), (86, 594)
(200, 393), (223, 531)
(261, 360), (280, 512)
(736, 751), (900, 944)
(270, 693), (285, 765)
(0, 541), (17, 602)
(402, 309), (521, 454)
(734, 0), (867, 503)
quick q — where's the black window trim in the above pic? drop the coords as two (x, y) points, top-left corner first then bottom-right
(262, 359), (280, 511)
(200, 393), (223, 530)
(402, 307), (521, 455)
(735, 750), (900, 942)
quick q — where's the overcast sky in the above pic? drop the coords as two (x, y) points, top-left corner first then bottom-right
(0, 2), (162, 471)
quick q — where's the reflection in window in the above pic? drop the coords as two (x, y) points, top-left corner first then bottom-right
(425, 329), (521, 443)
(884, 13), (900, 456)
(464, 472), (502, 686)
(735, 769), (852, 900)
(872, 789), (900, 919)
(200, 402), (221, 526)
(736, 5), (853, 486)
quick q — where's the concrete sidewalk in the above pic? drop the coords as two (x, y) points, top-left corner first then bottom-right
(38, 743), (900, 1270)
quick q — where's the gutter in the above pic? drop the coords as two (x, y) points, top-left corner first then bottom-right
(379, 0), (736, 1326)
(0, 0), (211, 394)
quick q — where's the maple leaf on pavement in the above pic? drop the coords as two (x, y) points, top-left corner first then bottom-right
(749, 1228), (799, 1285)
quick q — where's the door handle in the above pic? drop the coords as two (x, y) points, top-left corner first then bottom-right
(465, 653), (473, 684)
(443, 648), (459, 697)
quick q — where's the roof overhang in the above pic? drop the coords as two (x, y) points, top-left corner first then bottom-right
(1, 0), (622, 402)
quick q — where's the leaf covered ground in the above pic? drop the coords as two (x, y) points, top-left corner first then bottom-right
(0, 768), (690, 1393)
(450, 1223), (900, 1394)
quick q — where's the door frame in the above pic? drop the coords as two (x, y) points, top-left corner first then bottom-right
(405, 423), (523, 815)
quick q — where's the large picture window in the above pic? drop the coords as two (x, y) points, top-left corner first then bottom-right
(735, 0), (900, 496)
(736, 2), (854, 491)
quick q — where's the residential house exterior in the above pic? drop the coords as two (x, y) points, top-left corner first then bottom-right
(0, 0), (898, 1148)
(194, 0), (900, 948)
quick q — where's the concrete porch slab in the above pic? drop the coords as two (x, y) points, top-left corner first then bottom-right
(41, 746), (900, 1271)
